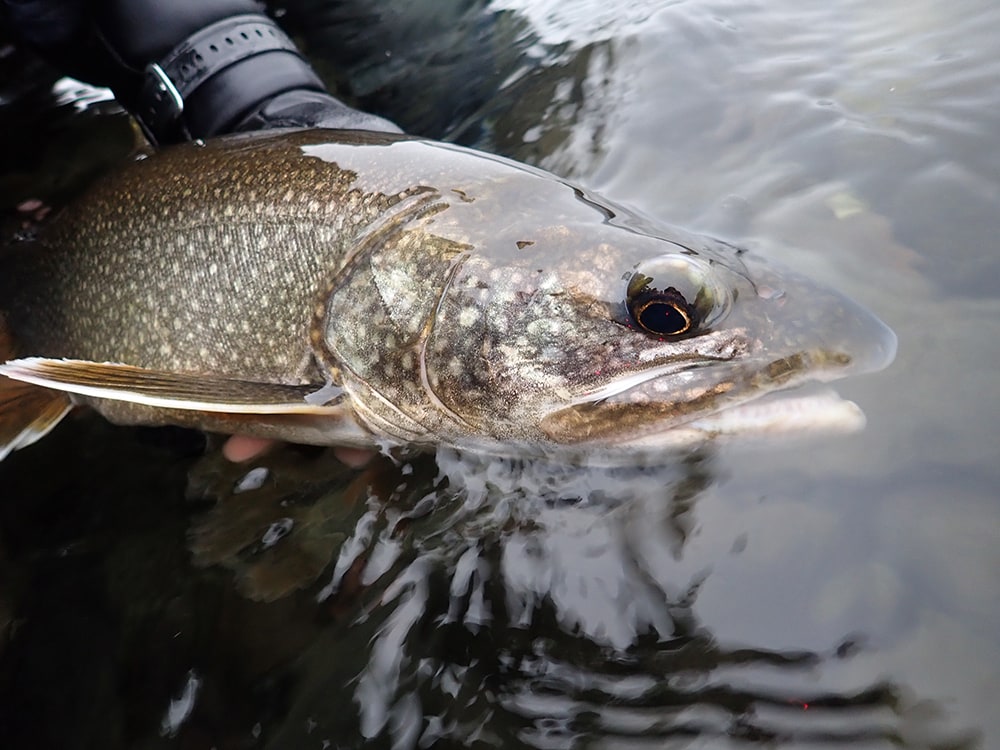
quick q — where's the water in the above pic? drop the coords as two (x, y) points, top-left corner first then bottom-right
(1, 0), (998, 747)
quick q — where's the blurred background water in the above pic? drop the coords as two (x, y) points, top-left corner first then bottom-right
(0, 0), (998, 748)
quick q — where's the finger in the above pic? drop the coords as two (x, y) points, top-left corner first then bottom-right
(221, 434), (275, 463)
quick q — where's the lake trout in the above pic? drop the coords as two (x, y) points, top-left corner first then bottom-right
(0, 128), (896, 462)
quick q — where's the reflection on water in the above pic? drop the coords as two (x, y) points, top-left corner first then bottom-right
(266, 445), (980, 748)
(0, 417), (979, 748)
(186, 446), (375, 603)
(1, 0), (998, 747)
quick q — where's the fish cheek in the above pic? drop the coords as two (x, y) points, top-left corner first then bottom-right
(422, 279), (611, 439)
(420, 290), (498, 430)
(320, 228), (473, 433)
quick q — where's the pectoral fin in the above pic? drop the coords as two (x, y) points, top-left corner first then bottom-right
(0, 358), (345, 415)
(0, 374), (73, 461)
(1, 321), (74, 460)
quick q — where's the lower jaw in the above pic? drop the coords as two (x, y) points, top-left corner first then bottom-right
(618, 384), (865, 450)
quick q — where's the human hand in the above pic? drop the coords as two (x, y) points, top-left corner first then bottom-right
(222, 435), (375, 468)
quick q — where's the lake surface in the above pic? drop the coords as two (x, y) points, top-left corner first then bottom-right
(1, 0), (998, 748)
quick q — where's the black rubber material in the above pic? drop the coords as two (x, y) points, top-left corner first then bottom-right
(4, 0), (402, 140)
(234, 89), (403, 135)
(135, 14), (326, 141)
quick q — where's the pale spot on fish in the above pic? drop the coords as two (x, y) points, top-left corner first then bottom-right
(458, 307), (478, 327)
(527, 319), (555, 337)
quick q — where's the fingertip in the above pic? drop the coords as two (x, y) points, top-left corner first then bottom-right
(334, 446), (376, 468)
(222, 435), (276, 463)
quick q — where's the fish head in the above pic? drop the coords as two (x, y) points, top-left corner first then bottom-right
(428, 222), (895, 451)
(326, 213), (895, 455)
(313, 138), (894, 456)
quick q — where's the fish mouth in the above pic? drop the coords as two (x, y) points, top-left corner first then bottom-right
(538, 346), (876, 448)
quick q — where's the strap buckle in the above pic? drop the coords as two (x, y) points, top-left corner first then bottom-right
(138, 62), (186, 142)
(133, 15), (304, 144)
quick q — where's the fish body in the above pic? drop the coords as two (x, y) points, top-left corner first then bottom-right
(0, 128), (896, 461)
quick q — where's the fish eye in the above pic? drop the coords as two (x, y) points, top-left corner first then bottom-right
(627, 283), (694, 335)
(624, 255), (731, 337)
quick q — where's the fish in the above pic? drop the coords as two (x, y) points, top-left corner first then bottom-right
(0, 128), (896, 462)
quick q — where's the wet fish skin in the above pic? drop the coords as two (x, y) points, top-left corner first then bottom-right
(2, 131), (403, 382)
(0, 128), (896, 459)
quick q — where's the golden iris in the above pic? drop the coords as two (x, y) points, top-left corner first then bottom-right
(626, 277), (695, 336)
(623, 255), (731, 337)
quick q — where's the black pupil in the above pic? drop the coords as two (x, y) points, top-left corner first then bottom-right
(637, 300), (688, 335)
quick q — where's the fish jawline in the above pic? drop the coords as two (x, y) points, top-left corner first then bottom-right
(611, 386), (866, 449)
